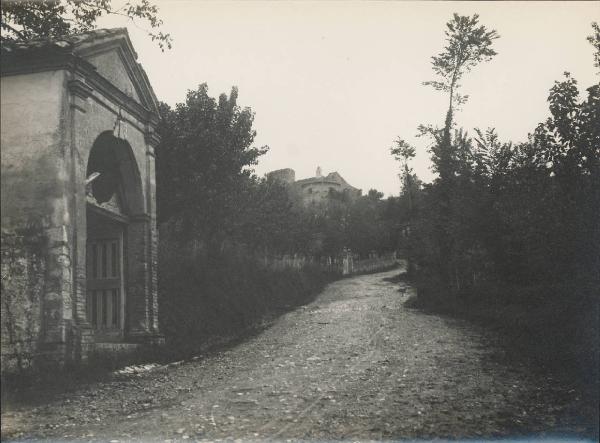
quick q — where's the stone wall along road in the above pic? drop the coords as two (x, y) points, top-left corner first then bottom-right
(1, 269), (596, 441)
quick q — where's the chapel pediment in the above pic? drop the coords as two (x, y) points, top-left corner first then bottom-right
(1, 28), (159, 116)
(72, 29), (159, 114)
(84, 50), (143, 103)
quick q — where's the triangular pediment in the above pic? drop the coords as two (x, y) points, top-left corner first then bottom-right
(73, 29), (159, 115)
(84, 50), (142, 103)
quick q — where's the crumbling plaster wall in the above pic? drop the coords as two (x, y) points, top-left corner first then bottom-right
(1, 70), (73, 371)
(1, 71), (68, 228)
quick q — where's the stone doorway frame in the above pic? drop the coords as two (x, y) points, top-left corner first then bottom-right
(82, 131), (153, 346)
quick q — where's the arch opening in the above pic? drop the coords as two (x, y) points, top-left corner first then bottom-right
(85, 131), (145, 342)
(86, 131), (144, 215)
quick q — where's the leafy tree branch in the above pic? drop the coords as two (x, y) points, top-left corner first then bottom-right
(1, 0), (172, 50)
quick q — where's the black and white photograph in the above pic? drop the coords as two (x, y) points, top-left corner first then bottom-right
(1, 1), (598, 442)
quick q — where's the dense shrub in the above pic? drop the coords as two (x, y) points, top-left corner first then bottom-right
(157, 242), (332, 357)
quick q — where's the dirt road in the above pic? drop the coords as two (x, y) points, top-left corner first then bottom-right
(1, 269), (595, 441)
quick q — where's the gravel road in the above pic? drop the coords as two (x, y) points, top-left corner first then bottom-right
(1, 269), (595, 441)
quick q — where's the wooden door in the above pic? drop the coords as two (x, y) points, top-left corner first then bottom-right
(86, 234), (124, 340)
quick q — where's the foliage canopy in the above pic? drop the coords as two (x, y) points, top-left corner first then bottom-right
(1, 0), (172, 49)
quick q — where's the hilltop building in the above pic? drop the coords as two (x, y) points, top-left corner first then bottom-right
(268, 167), (361, 206)
(1, 28), (162, 371)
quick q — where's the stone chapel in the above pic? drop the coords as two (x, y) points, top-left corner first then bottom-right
(1, 28), (162, 372)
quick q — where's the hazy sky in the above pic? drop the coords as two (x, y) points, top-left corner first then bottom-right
(100, 1), (598, 197)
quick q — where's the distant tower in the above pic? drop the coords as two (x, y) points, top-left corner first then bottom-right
(267, 168), (295, 184)
(316, 166), (322, 177)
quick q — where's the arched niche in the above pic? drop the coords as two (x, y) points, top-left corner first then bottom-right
(86, 131), (144, 216)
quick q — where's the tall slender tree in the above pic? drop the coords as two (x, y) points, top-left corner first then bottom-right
(424, 14), (499, 181)
(420, 14), (498, 291)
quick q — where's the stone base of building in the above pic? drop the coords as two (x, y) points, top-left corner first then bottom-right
(88, 334), (165, 368)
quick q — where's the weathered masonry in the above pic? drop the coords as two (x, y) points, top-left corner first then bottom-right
(1, 29), (162, 372)
(267, 167), (361, 207)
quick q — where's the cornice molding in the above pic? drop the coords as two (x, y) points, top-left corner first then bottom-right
(1, 52), (83, 77)
(68, 78), (93, 99)
(2, 48), (159, 130)
(84, 68), (156, 126)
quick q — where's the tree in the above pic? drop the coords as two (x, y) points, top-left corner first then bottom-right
(235, 177), (304, 256)
(1, 0), (172, 50)
(346, 194), (386, 257)
(397, 21), (599, 297)
(390, 137), (416, 213)
(424, 13), (499, 181)
(588, 22), (600, 73)
(406, 14), (499, 291)
(367, 189), (384, 200)
(155, 84), (268, 252)
(528, 72), (600, 279)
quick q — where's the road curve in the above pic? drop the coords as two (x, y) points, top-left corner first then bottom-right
(1, 269), (594, 441)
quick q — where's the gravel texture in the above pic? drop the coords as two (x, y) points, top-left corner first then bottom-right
(1, 269), (595, 442)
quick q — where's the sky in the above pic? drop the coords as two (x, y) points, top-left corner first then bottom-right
(100, 1), (598, 197)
